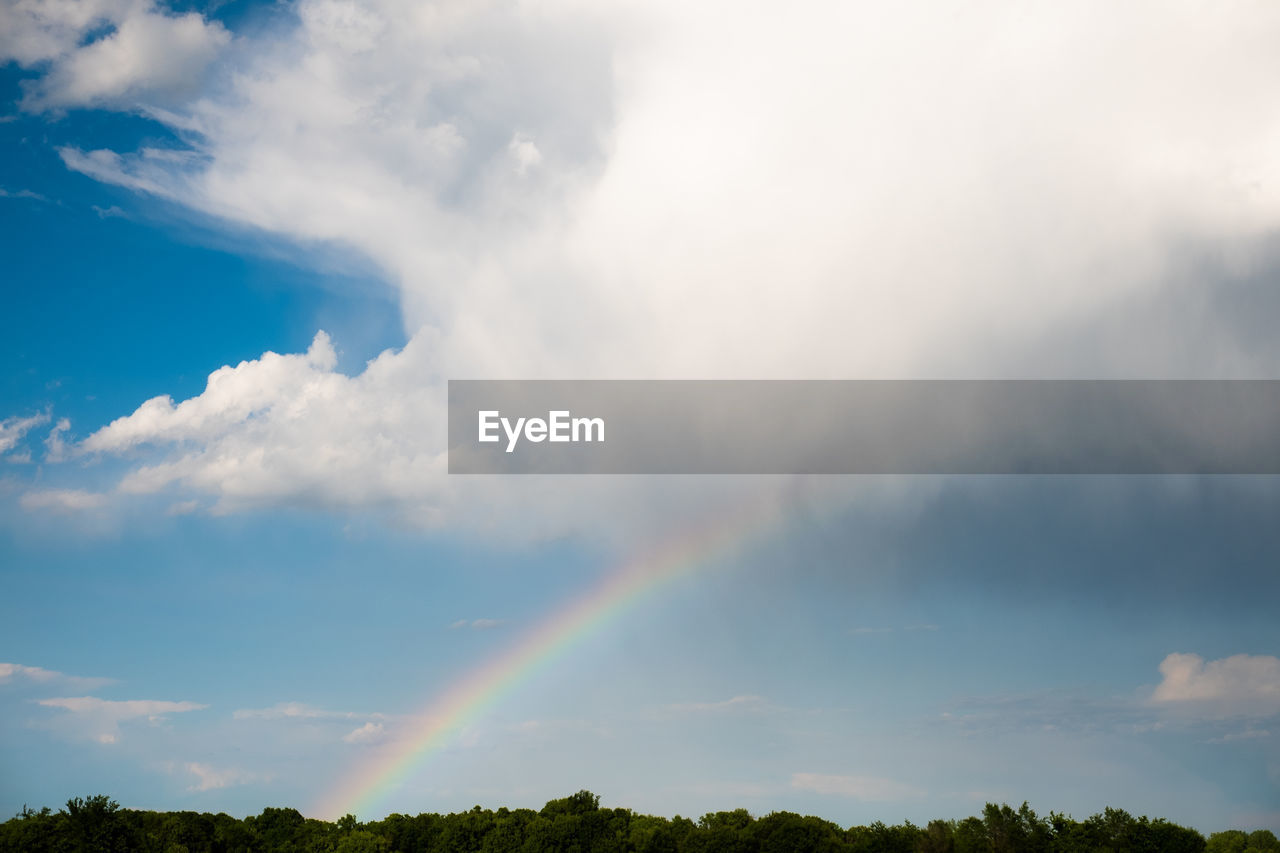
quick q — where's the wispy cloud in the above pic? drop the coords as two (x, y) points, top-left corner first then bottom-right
(342, 721), (385, 744)
(43, 418), (71, 462)
(1205, 728), (1271, 744)
(450, 618), (506, 630)
(0, 412), (49, 456)
(0, 663), (60, 684)
(0, 188), (46, 201)
(790, 772), (925, 802)
(664, 695), (766, 714)
(20, 489), (108, 512)
(183, 762), (259, 791)
(36, 696), (207, 744)
(0, 662), (114, 691)
(233, 702), (377, 721)
(939, 688), (1152, 737)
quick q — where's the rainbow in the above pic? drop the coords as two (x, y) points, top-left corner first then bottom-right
(313, 494), (784, 820)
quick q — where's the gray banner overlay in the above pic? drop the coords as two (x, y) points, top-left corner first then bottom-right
(448, 380), (1280, 474)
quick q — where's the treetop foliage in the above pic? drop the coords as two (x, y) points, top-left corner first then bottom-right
(2, 790), (1274, 853)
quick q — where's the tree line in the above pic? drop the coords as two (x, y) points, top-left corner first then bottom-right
(1, 790), (1276, 853)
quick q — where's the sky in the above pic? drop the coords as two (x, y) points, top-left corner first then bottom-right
(1, 0), (1279, 834)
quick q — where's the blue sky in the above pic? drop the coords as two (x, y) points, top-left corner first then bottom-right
(2, 0), (1280, 835)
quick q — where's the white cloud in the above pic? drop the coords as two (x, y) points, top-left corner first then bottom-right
(665, 695), (765, 714)
(20, 488), (108, 512)
(42, 11), (228, 108)
(0, 412), (48, 456)
(342, 721), (385, 743)
(0, 663), (59, 683)
(233, 701), (382, 721)
(43, 417), (71, 462)
(38, 696), (206, 715)
(0, 662), (113, 690)
(26, 1), (1280, 533)
(79, 331), (446, 517)
(450, 618), (505, 630)
(57, 0), (1280, 370)
(0, 0), (132, 65)
(1, 0), (230, 110)
(790, 772), (925, 802)
(84, 332), (339, 454)
(507, 132), (542, 176)
(1152, 652), (1280, 716)
(184, 762), (256, 791)
(36, 695), (207, 742)
(0, 187), (47, 201)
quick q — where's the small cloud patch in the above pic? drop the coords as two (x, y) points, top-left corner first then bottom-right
(1152, 653), (1280, 716)
(790, 772), (925, 802)
(342, 722), (385, 744)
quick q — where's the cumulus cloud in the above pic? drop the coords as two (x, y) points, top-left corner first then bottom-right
(24, 0), (1280, 531)
(0, 0), (230, 110)
(789, 772), (925, 801)
(55, 0), (1280, 370)
(66, 326), (777, 543)
(83, 332), (339, 454)
(36, 695), (207, 742)
(75, 330), (444, 516)
(1152, 652), (1280, 716)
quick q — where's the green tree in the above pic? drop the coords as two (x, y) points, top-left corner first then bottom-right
(0, 805), (61, 853)
(335, 829), (391, 853)
(918, 819), (954, 853)
(1248, 830), (1280, 853)
(64, 795), (136, 853)
(1208, 830), (1250, 853)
